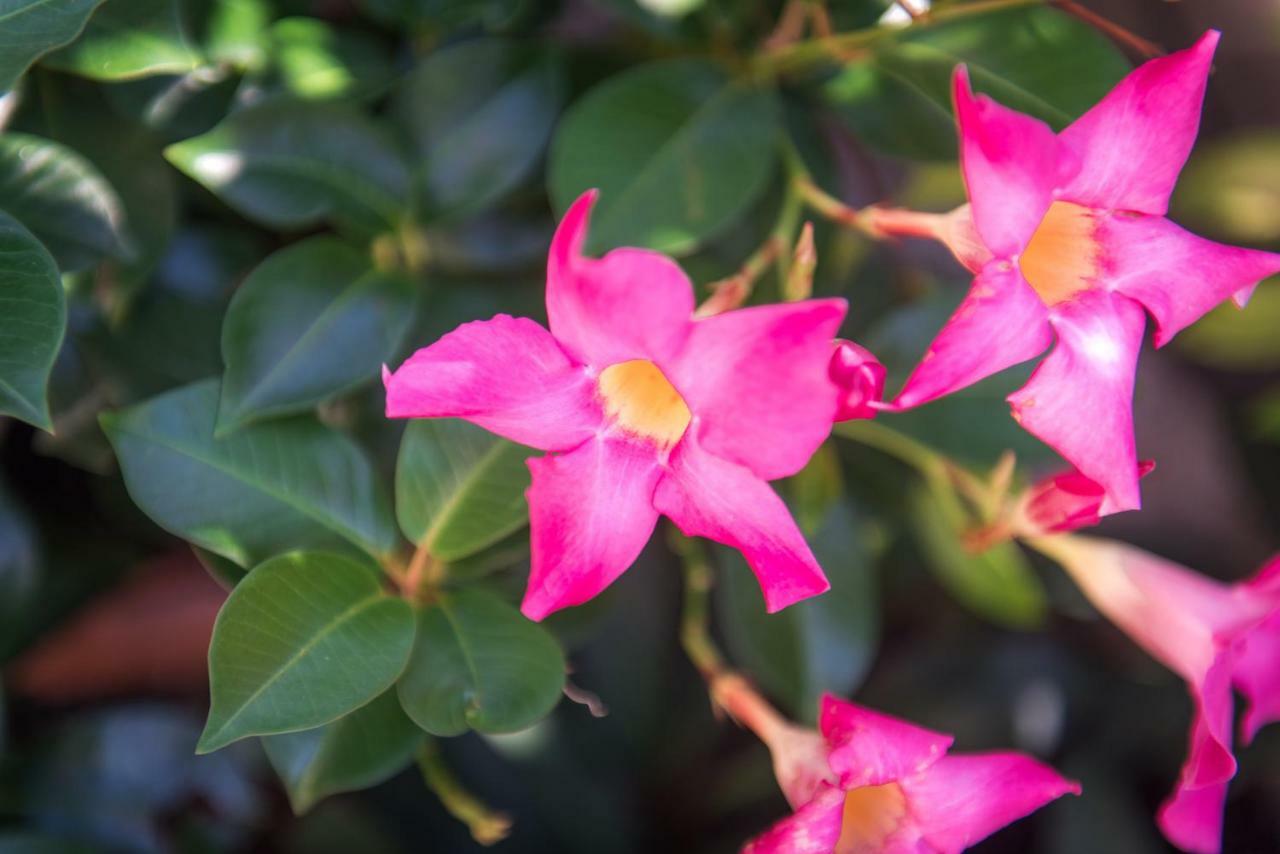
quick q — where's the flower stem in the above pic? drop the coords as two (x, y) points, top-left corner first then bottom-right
(834, 420), (991, 512)
(416, 740), (512, 846)
(1049, 0), (1163, 58)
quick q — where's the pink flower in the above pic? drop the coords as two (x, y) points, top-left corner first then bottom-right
(1014, 461), (1155, 535)
(384, 191), (848, 620)
(887, 32), (1280, 512)
(745, 694), (1079, 853)
(830, 340), (885, 421)
(1032, 536), (1280, 853)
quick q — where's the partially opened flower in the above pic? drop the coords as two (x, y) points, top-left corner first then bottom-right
(1013, 462), (1155, 536)
(745, 694), (1078, 853)
(1030, 536), (1280, 853)
(384, 191), (848, 620)
(887, 31), (1280, 513)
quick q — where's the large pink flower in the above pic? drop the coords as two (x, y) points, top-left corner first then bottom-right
(745, 695), (1078, 853)
(1033, 536), (1280, 853)
(888, 31), (1280, 513)
(384, 191), (848, 620)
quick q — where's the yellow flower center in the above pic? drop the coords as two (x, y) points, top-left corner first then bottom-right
(1019, 201), (1101, 306)
(597, 359), (691, 448)
(835, 783), (908, 854)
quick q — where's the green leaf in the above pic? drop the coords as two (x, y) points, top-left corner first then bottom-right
(395, 419), (531, 562)
(200, 551), (415, 752)
(269, 17), (395, 101)
(548, 57), (779, 254)
(717, 498), (878, 721)
(262, 689), (424, 813)
(0, 133), (132, 272)
(910, 478), (1045, 629)
(0, 211), (65, 429)
(394, 39), (565, 219)
(397, 588), (564, 736)
(193, 544), (248, 591)
(43, 0), (201, 80)
(217, 237), (419, 431)
(164, 99), (411, 237)
(205, 0), (272, 71)
(101, 379), (399, 567)
(0, 0), (105, 94)
(823, 6), (1130, 161)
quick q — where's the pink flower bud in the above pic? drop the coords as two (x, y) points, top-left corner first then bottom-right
(829, 340), (886, 422)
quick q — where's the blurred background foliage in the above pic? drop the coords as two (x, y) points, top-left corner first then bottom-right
(0, 0), (1277, 852)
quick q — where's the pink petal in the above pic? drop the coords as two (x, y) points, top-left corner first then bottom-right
(667, 299), (847, 481)
(952, 66), (1071, 257)
(1059, 31), (1219, 216)
(1018, 461), (1155, 535)
(1157, 778), (1228, 854)
(742, 783), (845, 854)
(654, 436), (829, 613)
(385, 314), (600, 450)
(1102, 212), (1280, 347)
(546, 190), (695, 367)
(830, 340), (886, 421)
(521, 435), (661, 620)
(1233, 557), (1280, 742)
(1007, 290), (1145, 512)
(890, 264), (1052, 410)
(818, 695), (953, 789)
(903, 752), (1080, 854)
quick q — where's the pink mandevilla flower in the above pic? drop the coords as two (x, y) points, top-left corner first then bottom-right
(384, 190), (849, 620)
(745, 695), (1078, 853)
(1015, 461), (1155, 536)
(1034, 536), (1280, 854)
(887, 31), (1280, 514)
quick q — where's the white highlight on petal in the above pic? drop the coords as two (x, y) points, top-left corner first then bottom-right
(1079, 326), (1124, 370)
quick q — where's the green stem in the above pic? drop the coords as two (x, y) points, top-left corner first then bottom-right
(416, 741), (512, 846)
(834, 420), (990, 507)
(669, 528), (726, 681)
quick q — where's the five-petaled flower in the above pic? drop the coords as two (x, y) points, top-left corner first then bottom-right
(745, 694), (1079, 853)
(1031, 536), (1280, 854)
(888, 31), (1280, 514)
(384, 190), (848, 620)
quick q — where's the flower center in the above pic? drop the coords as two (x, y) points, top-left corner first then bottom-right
(1019, 201), (1101, 306)
(835, 782), (908, 854)
(597, 359), (691, 448)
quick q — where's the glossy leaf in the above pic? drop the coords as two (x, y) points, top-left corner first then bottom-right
(910, 479), (1046, 629)
(397, 588), (564, 736)
(218, 237), (419, 430)
(165, 99), (411, 236)
(0, 0), (105, 94)
(199, 551), (415, 752)
(718, 498), (878, 721)
(0, 133), (132, 272)
(823, 6), (1130, 160)
(395, 419), (531, 562)
(262, 689), (424, 813)
(101, 379), (398, 567)
(548, 57), (779, 254)
(0, 211), (66, 429)
(43, 0), (201, 80)
(394, 39), (565, 218)
(205, 0), (271, 70)
(270, 16), (395, 101)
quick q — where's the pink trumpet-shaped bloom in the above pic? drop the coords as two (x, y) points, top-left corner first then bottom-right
(1033, 536), (1280, 853)
(830, 340), (886, 421)
(1015, 462), (1155, 535)
(745, 695), (1079, 853)
(384, 191), (849, 620)
(887, 32), (1280, 513)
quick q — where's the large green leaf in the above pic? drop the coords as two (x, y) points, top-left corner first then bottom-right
(0, 211), (65, 429)
(43, 0), (201, 80)
(397, 588), (564, 736)
(0, 0), (105, 94)
(0, 133), (132, 272)
(218, 237), (419, 431)
(101, 379), (399, 567)
(823, 6), (1130, 160)
(394, 39), (565, 219)
(910, 479), (1046, 629)
(269, 16), (395, 102)
(395, 419), (531, 562)
(548, 57), (779, 254)
(165, 99), (411, 236)
(200, 552), (415, 752)
(262, 689), (424, 813)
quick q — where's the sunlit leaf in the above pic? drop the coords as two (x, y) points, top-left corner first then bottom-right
(0, 0), (106, 94)
(43, 0), (202, 81)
